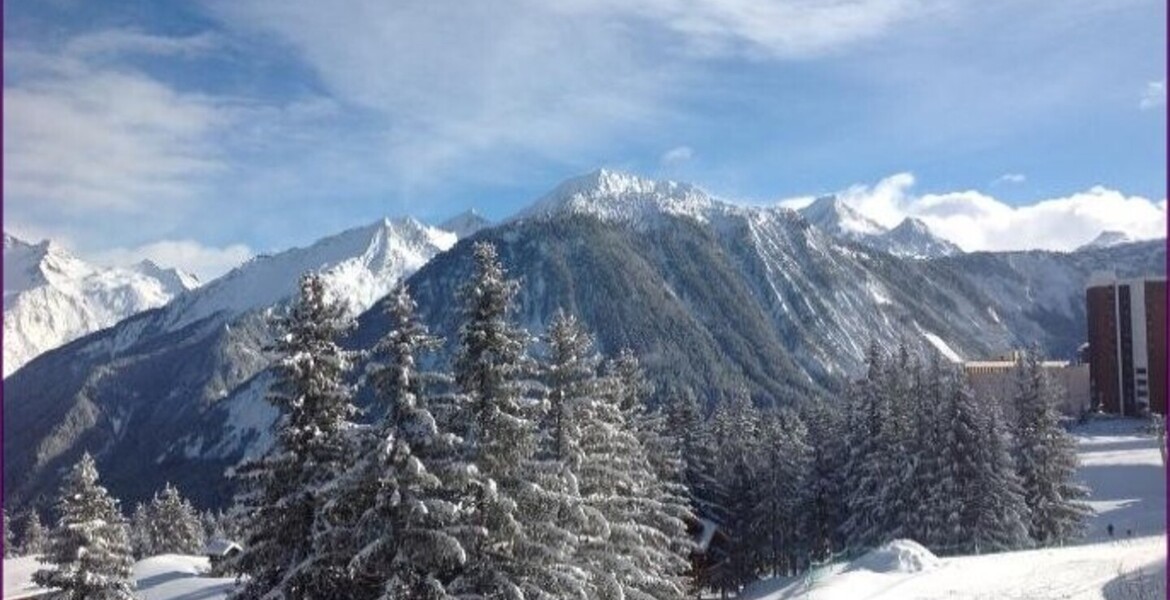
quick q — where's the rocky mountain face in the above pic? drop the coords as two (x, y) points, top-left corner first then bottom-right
(4, 171), (1163, 514)
(3, 233), (199, 377)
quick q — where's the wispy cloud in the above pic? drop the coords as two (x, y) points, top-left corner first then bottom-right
(992, 173), (1026, 186)
(827, 173), (1166, 251)
(1140, 80), (1165, 110)
(660, 145), (694, 167)
(94, 240), (253, 281)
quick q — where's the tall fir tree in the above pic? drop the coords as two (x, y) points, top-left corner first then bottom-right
(17, 509), (48, 556)
(33, 453), (135, 600)
(140, 483), (206, 557)
(842, 343), (898, 552)
(230, 273), (358, 599)
(605, 350), (693, 597)
(325, 283), (469, 599)
(1012, 350), (1091, 546)
(752, 408), (813, 577)
(800, 400), (848, 561)
(448, 242), (586, 599)
(706, 392), (762, 595)
(968, 401), (1031, 553)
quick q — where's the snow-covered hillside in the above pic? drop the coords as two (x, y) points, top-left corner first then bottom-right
(3, 233), (198, 377)
(743, 417), (1166, 600)
(518, 168), (722, 227)
(3, 554), (237, 600)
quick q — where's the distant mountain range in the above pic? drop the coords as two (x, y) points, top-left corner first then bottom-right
(3, 233), (198, 377)
(796, 196), (961, 259)
(3, 170), (1163, 514)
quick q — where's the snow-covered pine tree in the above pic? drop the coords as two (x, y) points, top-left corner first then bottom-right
(230, 272), (358, 599)
(325, 283), (468, 599)
(943, 368), (986, 555)
(800, 400), (848, 560)
(546, 315), (690, 600)
(706, 392), (762, 594)
(882, 346), (918, 542)
(604, 350), (693, 596)
(910, 356), (951, 551)
(1011, 349), (1091, 546)
(448, 242), (586, 599)
(752, 408), (813, 577)
(33, 453), (135, 600)
(969, 400), (1030, 553)
(130, 503), (151, 558)
(19, 509), (49, 558)
(842, 343), (897, 552)
(142, 483), (205, 556)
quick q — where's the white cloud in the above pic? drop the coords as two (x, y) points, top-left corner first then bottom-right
(777, 195), (818, 210)
(94, 240), (253, 282)
(660, 145), (694, 167)
(202, 0), (941, 186)
(992, 173), (1026, 185)
(4, 47), (223, 213)
(1140, 80), (1166, 110)
(821, 173), (1166, 251)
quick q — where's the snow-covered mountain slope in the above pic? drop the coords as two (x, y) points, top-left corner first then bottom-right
(1076, 230), (1150, 251)
(797, 195), (888, 240)
(161, 218), (455, 331)
(439, 209), (493, 239)
(871, 218), (962, 259)
(3, 233), (198, 377)
(3, 218), (455, 511)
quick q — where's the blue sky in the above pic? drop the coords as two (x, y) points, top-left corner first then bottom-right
(4, 0), (1166, 279)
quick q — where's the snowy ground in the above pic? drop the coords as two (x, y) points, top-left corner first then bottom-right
(3, 554), (237, 599)
(743, 416), (1167, 600)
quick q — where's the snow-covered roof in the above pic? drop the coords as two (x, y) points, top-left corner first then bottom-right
(204, 539), (243, 556)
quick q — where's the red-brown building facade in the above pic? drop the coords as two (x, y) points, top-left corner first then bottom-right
(1086, 275), (1166, 415)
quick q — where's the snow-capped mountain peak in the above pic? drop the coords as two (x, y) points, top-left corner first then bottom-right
(875, 217), (962, 259)
(519, 168), (717, 226)
(162, 217), (456, 331)
(3, 233), (196, 377)
(1076, 230), (1140, 252)
(797, 196), (888, 239)
(439, 209), (493, 239)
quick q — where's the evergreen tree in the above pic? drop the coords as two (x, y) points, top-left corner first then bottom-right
(33, 453), (135, 600)
(800, 400), (848, 561)
(18, 509), (50, 556)
(141, 483), (205, 556)
(325, 283), (468, 599)
(842, 344), (897, 551)
(969, 401), (1031, 553)
(130, 503), (151, 558)
(605, 350), (693, 596)
(448, 242), (586, 599)
(1012, 350), (1091, 546)
(707, 392), (762, 594)
(230, 273), (358, 599)
(549, 317), (691, 600)
(752, 408), (813, 576)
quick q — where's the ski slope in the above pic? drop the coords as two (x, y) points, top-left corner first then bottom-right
(745, 416), (1167, 600)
